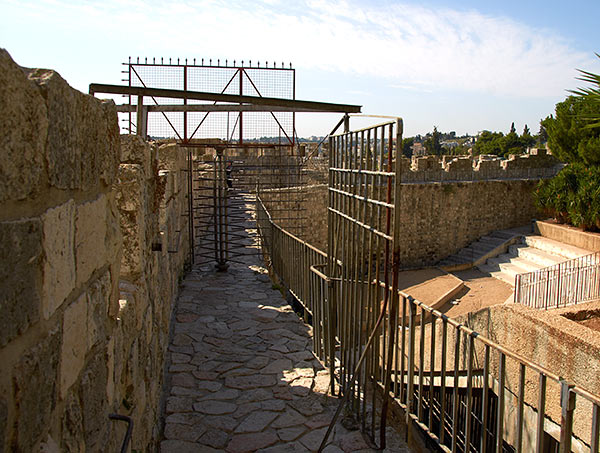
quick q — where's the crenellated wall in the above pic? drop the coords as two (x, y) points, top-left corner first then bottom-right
(0, 49), (190, 452)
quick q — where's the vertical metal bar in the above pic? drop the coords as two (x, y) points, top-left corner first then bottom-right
(429, 317), (437, 430)
(440, 318), (448, 445)
(407, 298), (416, 425)
(239, 68), (243, 145)
(559, 381), (575, 453)
(399, 295), (407, 403)
(188, 147), (195, 265)
(183, 65), (187, 141)
(536, 374), (546, 453)
(516, 363), (526, 453)
(451, 328), (461, 452)
(465, 335), (475, 453)
(496, 352), (506, 453)
(591, 403), (600, 453)
(481, 345), (490, 453)
(418, 309), (426, 422)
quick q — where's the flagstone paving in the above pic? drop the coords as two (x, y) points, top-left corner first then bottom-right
(160, 217), (410, 452)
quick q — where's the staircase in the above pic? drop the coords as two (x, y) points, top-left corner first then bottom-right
(477, 235), (591, 286)
(437, 229), (525, 271)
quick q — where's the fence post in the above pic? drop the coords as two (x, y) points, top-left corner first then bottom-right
(559, 380), (576, 453)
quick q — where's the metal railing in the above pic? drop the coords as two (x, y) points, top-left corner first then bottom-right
(515, 251), (600, 309)
(257, 196), (337, 375)
(257, 194), (600, 453)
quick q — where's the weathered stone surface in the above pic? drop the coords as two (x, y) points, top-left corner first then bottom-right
(79, 352), (108, 450)
(60, 293), (87, 398)
(193, 400), (237, 415)
(166, 397), (194, 414)
(116, 164), (146, 277)
(160, 439), (202, 453)
(226, 431), (278, 453)
(75, 195), (108, 286)
(61, 389), (84, 452)
(225, 374), (276, 390)
(0, 398), (7, 452)
(200, 429), (229, 449)
(0, 218), (42, 346)
(0, 49), (47, 202)
(298, 427), (328, 451)
(271, 409), (307, 429)
(26, 66), (119, 190)
(277, 426), (306, 442)
(41, 200), (76, 319)
(13, 328), (60, 451)
(234, 411), (278, 433)
(120, 134), (156, 177)
(86, 271), (110, 350)
(164, 422), (206, 442)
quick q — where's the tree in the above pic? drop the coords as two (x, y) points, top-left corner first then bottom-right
(424, 126), (442, 155)
(473, 130), (504, 156)
(537, 124), (548, 145)
(541, 96), (600, 165)
(402, 137), (414, 158)
(521, 124), (536, 149)
(569, 53), (600, 128)
(510, 122), (516, 134)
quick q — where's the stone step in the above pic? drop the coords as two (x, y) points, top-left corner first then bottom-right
(523, 235), (591, 260)
(508, 244), (564, 268)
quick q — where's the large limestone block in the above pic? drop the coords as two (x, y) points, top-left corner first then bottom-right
(116, 164), (147, 276)
(79, 352), (109, 450)
(87, 270), (111, 351)
(60, 293), (88, 399)
(13, 327), (60, 451)
(0, 49), (48, 202)
(75, 195), (107, 287)
(120, 134), (156, 177)
(0, 218), (42, 346)
(26, 67), (119, 190)
(158, 142), (186, 172)
(41, 200), (76, 319)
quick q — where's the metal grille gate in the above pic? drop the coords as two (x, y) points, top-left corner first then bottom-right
(326, 118), (403, 448)
(191, 146), (307, 269)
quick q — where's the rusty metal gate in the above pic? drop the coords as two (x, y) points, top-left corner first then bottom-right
(325, 118), (404, 448)
(191, 145), (307, 269)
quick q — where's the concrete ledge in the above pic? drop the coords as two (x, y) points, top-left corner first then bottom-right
(534, 219), (600, 252)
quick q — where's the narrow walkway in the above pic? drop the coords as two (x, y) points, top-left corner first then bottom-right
(160, 205), (409, 452)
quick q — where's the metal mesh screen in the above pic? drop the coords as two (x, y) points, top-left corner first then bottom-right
(121, 58), (295, 143)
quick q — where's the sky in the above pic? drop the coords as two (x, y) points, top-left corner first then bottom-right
(2, 0), (600, 138)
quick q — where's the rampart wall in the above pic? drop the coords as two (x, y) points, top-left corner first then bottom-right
(264, 153), (556, 265)
(0, 49), (190, 452)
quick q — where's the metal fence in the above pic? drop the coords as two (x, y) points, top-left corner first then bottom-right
(256, 116), (600, 453)
(515, 251), (600, 309)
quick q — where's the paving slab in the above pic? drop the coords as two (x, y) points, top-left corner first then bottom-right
(160, 206), (411, 452)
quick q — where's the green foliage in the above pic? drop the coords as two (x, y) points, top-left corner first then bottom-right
(569, 53), (600, 129)
(424, 126), (442, 155)
(472, 123), (538, 157)
(541, 96), (600, 165)
(534, 164), (600, 231)
(402, 137), (414, 158)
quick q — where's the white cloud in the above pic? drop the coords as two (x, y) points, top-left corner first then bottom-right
(3, 0), (598, 98)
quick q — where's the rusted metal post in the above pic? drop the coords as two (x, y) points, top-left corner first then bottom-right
(559, 380), (575, 453)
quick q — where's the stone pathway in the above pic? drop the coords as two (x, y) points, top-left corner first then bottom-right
(160, 206), (410, 452)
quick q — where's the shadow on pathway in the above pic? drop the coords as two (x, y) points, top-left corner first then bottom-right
(160, 204), (410, 453)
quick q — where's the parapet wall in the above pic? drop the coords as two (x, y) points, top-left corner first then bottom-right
(262, 178), (542, 266)
(400, 151), (560, 183)
(0, 50), (190, 452)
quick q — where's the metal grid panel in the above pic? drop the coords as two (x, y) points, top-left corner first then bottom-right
(121, 59), (295, 143)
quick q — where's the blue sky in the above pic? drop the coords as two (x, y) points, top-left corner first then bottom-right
(2, 0), (599, 137)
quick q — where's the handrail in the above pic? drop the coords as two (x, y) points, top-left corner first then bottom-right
(515, 251), (600, 309)
(257, 194), (600, 453)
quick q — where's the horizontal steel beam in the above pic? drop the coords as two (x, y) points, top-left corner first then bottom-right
(115, 104), (331, 113)
(89, 83), (362, 113)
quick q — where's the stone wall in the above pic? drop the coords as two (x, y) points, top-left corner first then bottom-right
(263, 179), (542, 267)
(260, 185), (328, 252)
(0, 49), (190, 452)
